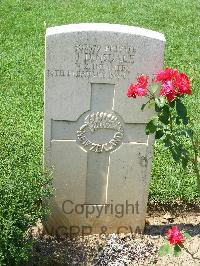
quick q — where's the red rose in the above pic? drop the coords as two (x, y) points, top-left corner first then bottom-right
(155, 68), (178, 82)
(126, 75), (148, 98)
(155, 69), (191, 99)
(137, 75), (149, 88)
(135, 85), (147, 96)
(127, 83), (137, 98)
(159, 80), (176, 102)
(166, 226), (185, 245)
(174, 73), (191, 95)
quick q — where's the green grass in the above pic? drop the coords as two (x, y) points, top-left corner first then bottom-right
(1, 0), (199, 203)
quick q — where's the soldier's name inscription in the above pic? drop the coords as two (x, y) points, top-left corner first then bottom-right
(47, 44), (136, 79)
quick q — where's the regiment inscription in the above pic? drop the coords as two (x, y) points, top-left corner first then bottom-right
(77, 112), (124, 153)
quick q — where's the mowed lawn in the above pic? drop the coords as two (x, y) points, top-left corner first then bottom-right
(0, 0), (199, 203)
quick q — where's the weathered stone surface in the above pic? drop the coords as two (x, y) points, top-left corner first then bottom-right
(44, 23), (165, 235)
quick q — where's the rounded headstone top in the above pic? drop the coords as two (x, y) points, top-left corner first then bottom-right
(46, 23), (165, 42)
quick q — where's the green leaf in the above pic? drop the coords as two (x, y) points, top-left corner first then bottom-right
(159, 105), (170, 125)
(171, 147), (181, 162)
(159, 243), (172, 257)
(183, 116), (189, 125)
(181, 157), (188, 169)
(174, 245), (182, 257)
(147, 101), (155, 109)
(159, 114), (169, 125)
(155, 102), (162, 112)
(155, 130), (164, 139)
(164, 138), (172, 148)
(141, 103), (146, 111)
(169, 100), (175, 108)
(176, 116), (181, 125)
(176, 99), (187, 119)
(145, 117), (158, 135)
(182, 231), (192, 240)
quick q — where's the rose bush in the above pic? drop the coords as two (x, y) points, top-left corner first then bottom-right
(126, 68), (200, 194)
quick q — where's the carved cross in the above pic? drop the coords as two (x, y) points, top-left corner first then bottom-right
(52, 83), (140, 204)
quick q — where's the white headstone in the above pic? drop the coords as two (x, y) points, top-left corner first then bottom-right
(44, 23), (165, 236)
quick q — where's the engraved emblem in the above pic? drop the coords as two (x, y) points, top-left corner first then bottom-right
(77, 112), (124, 153)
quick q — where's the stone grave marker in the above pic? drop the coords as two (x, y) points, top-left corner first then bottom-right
(44, 23), (165, 235)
